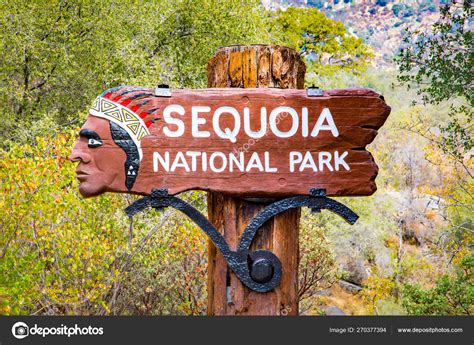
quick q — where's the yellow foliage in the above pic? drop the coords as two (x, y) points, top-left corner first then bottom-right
(360, 276), (396, 315)
(0, 132), (129, 315)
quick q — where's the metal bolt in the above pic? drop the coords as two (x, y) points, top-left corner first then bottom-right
(250, 258), (274, 283)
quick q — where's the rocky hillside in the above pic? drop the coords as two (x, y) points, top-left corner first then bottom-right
(263, 0), (443, 66)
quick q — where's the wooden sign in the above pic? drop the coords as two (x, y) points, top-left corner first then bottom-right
(70, 86), (390, 198)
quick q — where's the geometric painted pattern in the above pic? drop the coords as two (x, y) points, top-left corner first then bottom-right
(89, 96), (150, 161)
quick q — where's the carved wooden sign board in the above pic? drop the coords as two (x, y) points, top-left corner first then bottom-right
(70, 86), (390, 198)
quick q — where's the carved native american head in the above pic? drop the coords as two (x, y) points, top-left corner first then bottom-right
(70, 86), (159, 197)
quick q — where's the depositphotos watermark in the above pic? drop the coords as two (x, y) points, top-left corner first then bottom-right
(12, 321), (104, 339)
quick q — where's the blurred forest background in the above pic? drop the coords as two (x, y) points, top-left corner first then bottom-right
(0, 0), (472, 315)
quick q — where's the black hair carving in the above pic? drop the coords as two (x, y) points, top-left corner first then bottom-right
(109, 122), (140, 191)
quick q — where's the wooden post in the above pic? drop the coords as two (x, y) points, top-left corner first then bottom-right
(206, 45), (306, 315)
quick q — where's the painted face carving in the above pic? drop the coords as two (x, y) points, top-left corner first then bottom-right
(70, 115), (127, 197)
(70, 86), (156, 197)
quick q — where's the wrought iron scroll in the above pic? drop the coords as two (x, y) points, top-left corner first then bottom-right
(125, 188), (358, 293)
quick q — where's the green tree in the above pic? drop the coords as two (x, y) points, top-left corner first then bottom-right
(126, 0), (271, 88)
(269, 6), (372, 80)
(0, 0), (126, 147)
(402, 256), (474, 315)
(392, 4), (403, 16)
(308, 0), (324, 9)
(396, 0), (473, 167)
(396, 2), (472, 272)
(0, 0), (271, 148)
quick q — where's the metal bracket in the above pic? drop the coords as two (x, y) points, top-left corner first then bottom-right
(154, 84), (172, 97)
(307, 85), (324, 97)
(125, 188), (358, 293)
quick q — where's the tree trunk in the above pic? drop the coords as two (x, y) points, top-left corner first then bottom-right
(206, 45), (306, 315)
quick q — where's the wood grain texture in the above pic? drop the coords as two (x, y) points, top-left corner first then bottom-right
(229, 48), (243, 87)
(122, 87), (390, 197)
(207, 50), (229, 88)
(242, 47), (257, 88)
(209, 45), (306, 88)
(257, 45), (271, 87)
(206, 45), (303, 316)
(207, 193), (300, 315)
